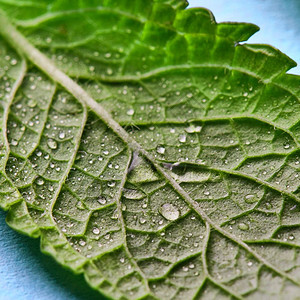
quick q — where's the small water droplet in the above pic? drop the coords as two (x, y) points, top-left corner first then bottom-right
(156, 145), (165, 154)
(47, 139), (57, 149)
(79, 240), (86, 246)
(244, 194), (257, 204)
(108, 181), (115, 187)
(58, 132), (65, 139)
(36, 178), (44, 185)
(185, 124), (202, 133)
(126, 108), (134, 116)
(238, 223), (249, 231)
(98, 197), (106, 205)
(93, 228), (100, 235)
(178, 134), (186, 143)
(28, 99), (37, 107)
(11, 139), (18, 146)
(139, 217), (146, 224)
(288, 234), (295, 241)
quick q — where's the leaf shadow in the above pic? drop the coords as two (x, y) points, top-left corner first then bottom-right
(0, 210), (107, 300)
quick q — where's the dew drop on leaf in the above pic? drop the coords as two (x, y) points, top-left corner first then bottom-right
(156, 145), (165, 154)
(126, 108), (134, 116)
(244, 194), (257, 204)
(58, 132), (65, 139)
(47, 139), (57, 149)
(238, 223), (249, 231)
(178, 134), (186, 143)
(92, 228), (100, 235)
(159, 203), (180, 221)
(98, 197), (106, 205)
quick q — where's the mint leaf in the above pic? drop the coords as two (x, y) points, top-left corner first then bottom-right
(0, 1), (300, 299)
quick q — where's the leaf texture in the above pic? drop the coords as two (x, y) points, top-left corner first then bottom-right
(0, 1), (300, 299)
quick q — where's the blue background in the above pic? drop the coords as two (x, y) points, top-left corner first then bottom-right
(0, 1), (299, 300)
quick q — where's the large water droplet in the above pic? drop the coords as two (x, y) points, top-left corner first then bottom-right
(159, 203), (180, 221)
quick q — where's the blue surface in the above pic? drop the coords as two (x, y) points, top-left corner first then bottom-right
(0, 1), (300, 300)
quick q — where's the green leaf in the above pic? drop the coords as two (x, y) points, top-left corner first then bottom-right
(0, 1), (300, 299)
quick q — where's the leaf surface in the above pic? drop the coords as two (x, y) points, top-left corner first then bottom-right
(0, 1), (300, 299)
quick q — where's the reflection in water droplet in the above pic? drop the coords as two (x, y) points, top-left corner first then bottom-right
(159, 203), (180, 221)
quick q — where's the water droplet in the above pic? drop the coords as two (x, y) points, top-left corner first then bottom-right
(120, 257), (125, 263)
(10, 58), (17, 65)
(288, 234), (295, 240)
(238, 223), (249, 231)
(28, 99), (37, 107)
(159, 203), (180, 221)
(108, 181), (115, 187)
(47, 139), (57, 149)
(139, 217), (146, 224)
(284, 144), (290, 149)
(185, 124), (202, 133)
(93, 228), (100, 235)
(126, 108), (134, 116)
(106, 68), (113, 75)
(58, 132), (65, 139)
(156, 145), (165, 154)
(11, 139), (18, 146)
(244, 194), (257, 204)
(79, 240), (86, 246)
(178, 134), (186, 143)
(36, 178), (44, 185)
(98, 197), (106, 205)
